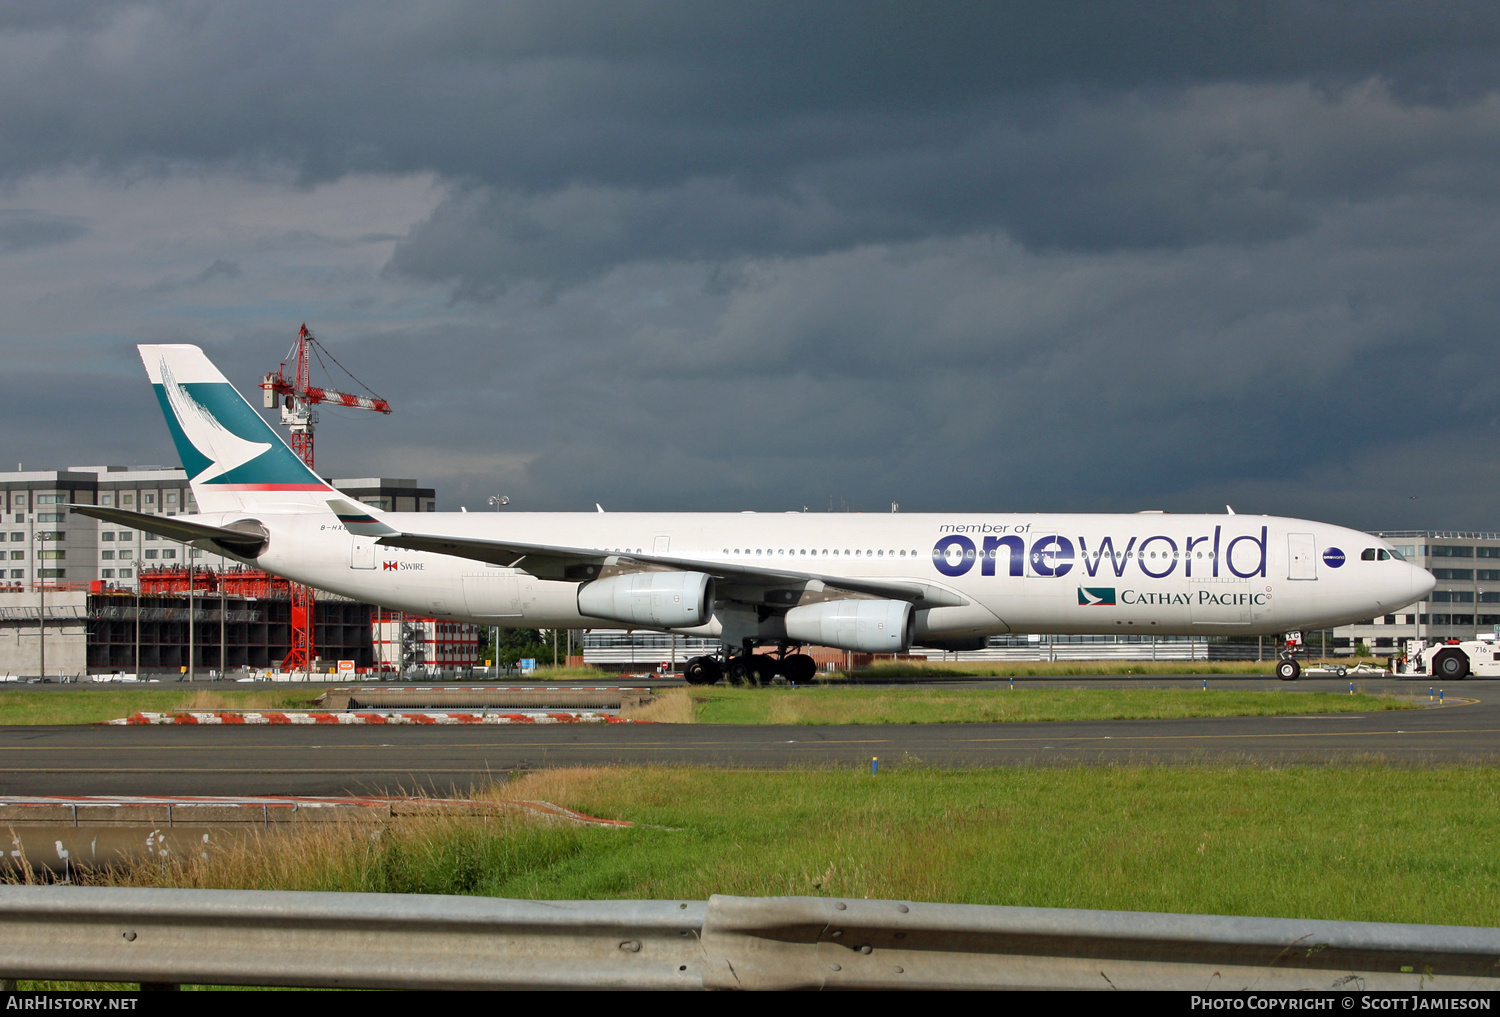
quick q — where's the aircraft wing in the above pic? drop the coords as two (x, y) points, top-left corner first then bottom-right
(329, 499), (967, 607)
(381, 529), (965, 606)
(69, 505), (269, 556)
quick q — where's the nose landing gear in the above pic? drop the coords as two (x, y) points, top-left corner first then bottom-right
(1276, 630), (1305, 681)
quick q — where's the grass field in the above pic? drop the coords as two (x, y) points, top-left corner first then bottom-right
(41, 764), (1500, 929)
(843, 658), (1388, 679)
(663, 686), (1414, 724)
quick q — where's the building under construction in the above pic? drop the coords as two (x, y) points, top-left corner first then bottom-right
(0, 565), (480, 679)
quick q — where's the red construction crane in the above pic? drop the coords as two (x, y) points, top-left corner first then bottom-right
(260, 324), (393, 673)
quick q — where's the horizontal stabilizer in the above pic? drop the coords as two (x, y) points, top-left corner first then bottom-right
(327, 499), (397, 537)
(69, 505), (269, 556)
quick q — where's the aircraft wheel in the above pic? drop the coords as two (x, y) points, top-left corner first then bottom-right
(1433, 649), (1469, 681)
(1276, 658), (1301, 681)
(745, 656), (774, 686)
(683, 656), (721, 686)
(782, 653), (818, 683)
(726, 657), (751, 686)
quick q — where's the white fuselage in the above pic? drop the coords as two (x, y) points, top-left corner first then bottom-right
(194, 509), (1432, 641)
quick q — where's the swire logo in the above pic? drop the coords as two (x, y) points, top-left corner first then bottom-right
(383, 561), (398, 571)
(1077, 587), (1116, 606)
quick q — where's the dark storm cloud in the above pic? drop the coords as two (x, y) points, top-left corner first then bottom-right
(6, 2), (1500, 289)
(5, 2), (1500, 184)
(0, 209), (85, 253)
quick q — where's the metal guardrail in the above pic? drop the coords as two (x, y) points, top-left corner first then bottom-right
(1, 887), (1498, 990)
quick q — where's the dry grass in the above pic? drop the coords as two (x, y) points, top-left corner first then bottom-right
(617, 690), (696, 723)
(53, 806), (594, 897)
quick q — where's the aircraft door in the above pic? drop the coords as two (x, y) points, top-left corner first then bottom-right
(350, 536), (376, 569)
(1288, 533), (1317, 580)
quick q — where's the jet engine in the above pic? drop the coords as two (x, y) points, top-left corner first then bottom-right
(783, 599), (913, 653)
(576, 571), (715, 629)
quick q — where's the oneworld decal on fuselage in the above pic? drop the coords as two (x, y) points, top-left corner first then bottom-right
(931, 525), (1268, 580)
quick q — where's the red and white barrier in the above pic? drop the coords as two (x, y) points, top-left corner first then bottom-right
(108, 711), (642, 726)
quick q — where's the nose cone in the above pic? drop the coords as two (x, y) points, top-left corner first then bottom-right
(1410, 563), (1437, 603)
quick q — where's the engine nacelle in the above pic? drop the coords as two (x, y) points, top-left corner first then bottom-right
(784, 599), (913, 653)
(577, 571), (715, 629)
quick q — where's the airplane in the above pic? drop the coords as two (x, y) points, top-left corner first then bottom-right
(71, 344), (1435, 684)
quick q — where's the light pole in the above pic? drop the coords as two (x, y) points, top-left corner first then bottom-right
(34, 531), (49, 681)
(487, 495), (508, 679)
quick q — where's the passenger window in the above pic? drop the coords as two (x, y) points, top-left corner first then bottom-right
(1361, 548), (1377, 561)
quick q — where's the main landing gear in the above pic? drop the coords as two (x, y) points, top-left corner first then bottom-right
(682, 645), (818, 686)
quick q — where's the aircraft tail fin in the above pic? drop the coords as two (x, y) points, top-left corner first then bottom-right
(139, 344), (337, 515)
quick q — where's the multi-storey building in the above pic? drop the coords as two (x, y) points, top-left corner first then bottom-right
(0, 468), (436, 590)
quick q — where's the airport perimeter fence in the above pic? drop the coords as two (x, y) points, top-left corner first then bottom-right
(0, 886), (1496, 991)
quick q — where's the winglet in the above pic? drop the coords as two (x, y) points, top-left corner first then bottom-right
(328, 498), (397, 536)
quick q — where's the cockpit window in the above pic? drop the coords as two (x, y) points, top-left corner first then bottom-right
(1386, 547), (1405, 561)
(1361, 548), (1377, 561)
(1377, 549), (1393, 561)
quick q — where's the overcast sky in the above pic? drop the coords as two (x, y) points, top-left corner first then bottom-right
(4, 1), (1500, 528)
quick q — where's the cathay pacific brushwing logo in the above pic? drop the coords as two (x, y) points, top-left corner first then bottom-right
(1078, 587), (1116, 606)
(159, 358), (272, 484)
